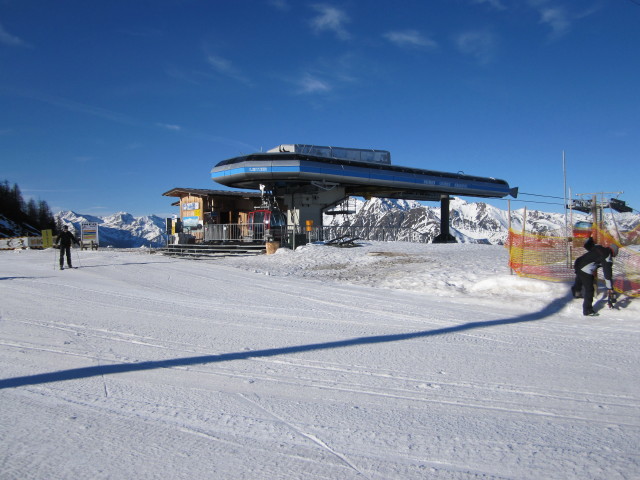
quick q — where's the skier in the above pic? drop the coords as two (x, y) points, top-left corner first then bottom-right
(571, 237), (618, 316)
(55, 225), (79, 270)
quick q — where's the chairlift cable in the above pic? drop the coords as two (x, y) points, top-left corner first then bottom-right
(494, 198), (565, 207)
(519, 192), (566, 200)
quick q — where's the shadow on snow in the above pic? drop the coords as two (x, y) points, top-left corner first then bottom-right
(0, 295), (571, 390)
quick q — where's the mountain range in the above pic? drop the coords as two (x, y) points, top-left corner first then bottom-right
(323, 197), (639, 245)
(55, 211), (167, 248)
(3, 197), (638, 248)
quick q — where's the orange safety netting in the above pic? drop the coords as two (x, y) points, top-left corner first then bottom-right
(507, 225), (640, 297)
(619, 223), (640, 246)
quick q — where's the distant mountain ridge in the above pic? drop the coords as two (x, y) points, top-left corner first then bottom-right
(324, 197), (640, 245)
(56, 211), (166, 248)
(55, 200), (640, 247)
(3, 198), (637, 248)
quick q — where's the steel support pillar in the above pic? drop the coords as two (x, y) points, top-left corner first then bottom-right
(433, 194), (457, 243)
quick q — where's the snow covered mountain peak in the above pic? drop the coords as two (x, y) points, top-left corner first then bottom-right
(104, 212), (136, 225)
(55, 211), (166, 247)
(325, 197), (639, 245)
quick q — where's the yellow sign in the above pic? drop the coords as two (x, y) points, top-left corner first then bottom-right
(42, 229), (53, 248)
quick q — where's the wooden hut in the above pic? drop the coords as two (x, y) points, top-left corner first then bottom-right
(162, 188), (263, 242)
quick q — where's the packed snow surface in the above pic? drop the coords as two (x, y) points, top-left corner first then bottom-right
(1, 242), (639, 480)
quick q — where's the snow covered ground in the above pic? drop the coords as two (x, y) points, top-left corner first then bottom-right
(1, 242), (638, 480)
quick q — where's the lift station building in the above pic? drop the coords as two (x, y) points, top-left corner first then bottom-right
(207, 144), (517, 243)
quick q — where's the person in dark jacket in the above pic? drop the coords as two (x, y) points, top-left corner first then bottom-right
(572, 237), (619, 316)
(55, 225), (79, 270)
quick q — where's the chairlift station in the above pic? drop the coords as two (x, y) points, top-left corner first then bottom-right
(211, 144), (518, 243)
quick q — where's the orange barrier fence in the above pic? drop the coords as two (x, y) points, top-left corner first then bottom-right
(507, 226), (640, 298)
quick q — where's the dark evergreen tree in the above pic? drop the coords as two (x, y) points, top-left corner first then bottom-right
(26, 198), (39, 226)
(10, 183), (26, 221)
(38, 200), (56, 231)
(0, 180), (10, 212)
(0, 179), (58, 235)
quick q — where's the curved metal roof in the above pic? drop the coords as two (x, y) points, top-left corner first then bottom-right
(211, 153), (517, 200)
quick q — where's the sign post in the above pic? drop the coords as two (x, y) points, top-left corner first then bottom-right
(81, 222), (99, 250)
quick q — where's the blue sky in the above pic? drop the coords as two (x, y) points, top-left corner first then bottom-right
(1, 0), (639, 218)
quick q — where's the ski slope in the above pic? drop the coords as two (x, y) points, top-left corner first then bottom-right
(1, 243), (638, 479)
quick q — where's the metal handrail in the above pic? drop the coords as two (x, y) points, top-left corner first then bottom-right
(204, 223), (287, 244)
(179, 223), (433, 247)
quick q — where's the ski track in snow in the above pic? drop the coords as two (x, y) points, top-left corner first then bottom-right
(1, 244), (639, 479)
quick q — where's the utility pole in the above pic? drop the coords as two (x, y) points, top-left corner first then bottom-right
(591, 194), (599, 243)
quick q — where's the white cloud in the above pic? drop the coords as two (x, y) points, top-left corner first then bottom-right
(455, 30), (498, 64)
(280, 53), (362, 97)
(537, 5), (571, 37)
(206, 54), (252, 86)
(309, 4), (351, 40)
(384, 30), (438, 49)
(297, 73), (332, 94)
(527, 0), (599, 39)
(472, 0), (507, 10)
(6, 88), (144, 127)
(473, 0), (596, 40)
(268, 0), (290, 11)
(0, 22), (29, 47)
(206, 55), (233, 73)
(157, 123), (182, 131)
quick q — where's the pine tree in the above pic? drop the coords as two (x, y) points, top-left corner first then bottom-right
(0, 180), (10, 211)
(0, 180), (59, 234)
(38, 200), (56, 231)
(10, 183), (26, 221)
(1, 182), (24, 221)
(26, 198), (39, 226)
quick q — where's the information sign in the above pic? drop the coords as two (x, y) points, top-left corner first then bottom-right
(81, 222), (99, 246)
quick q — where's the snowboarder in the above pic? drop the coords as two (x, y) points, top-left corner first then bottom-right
(55, 225), (79, 270)
(571, 237), (618, 316)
